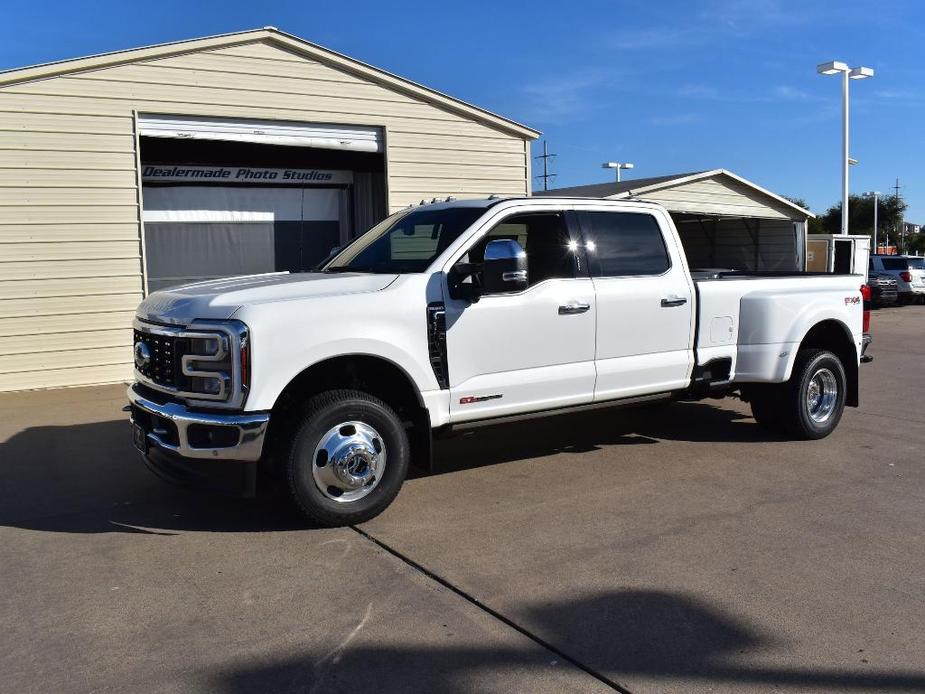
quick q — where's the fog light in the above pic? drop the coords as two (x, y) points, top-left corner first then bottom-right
(187, 424), (240, 448)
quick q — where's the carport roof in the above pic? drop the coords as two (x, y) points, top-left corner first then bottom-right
(539, 168), (814, 219)
(0, 27), (540, 141)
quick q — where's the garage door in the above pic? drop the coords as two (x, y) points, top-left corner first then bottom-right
(141, 186), (343, 292)
(138, 115), (383, 153)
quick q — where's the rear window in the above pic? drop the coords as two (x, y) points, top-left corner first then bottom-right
(880, 258), (908, 270)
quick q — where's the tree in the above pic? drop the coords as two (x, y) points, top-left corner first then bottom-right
(815, 194), (908, 250)
(908, 231), (925, 255)
(783, 196), (826, 234)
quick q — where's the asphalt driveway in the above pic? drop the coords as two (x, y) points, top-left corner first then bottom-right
(2, 306), (924, 693)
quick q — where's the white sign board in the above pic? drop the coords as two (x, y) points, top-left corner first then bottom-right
(142, 165), (353, 185)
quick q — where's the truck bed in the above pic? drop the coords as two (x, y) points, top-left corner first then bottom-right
(690, 271), (865, 385)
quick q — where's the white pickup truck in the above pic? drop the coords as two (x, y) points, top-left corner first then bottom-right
(128, 197), (871, 526)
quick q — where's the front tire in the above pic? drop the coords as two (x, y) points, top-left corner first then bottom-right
(285, 389), (409, 527)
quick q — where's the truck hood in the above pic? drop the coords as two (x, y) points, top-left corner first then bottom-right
(135, 272), (398, 325)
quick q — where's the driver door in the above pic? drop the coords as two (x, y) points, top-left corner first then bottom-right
(443, 210), (596, 423)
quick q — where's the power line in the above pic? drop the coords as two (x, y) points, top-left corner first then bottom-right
(534, 140), (557, 192)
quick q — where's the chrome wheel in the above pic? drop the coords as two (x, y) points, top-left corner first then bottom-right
(311, 421), (386, 503)
(806, 368), (839, 423)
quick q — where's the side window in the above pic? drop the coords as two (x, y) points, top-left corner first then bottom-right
(469, 212), (577, 287)
(580, 211), (670, 277)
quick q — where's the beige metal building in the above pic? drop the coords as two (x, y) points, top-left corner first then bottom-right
(543, 169), (814, 272)
(0, 28), (538, 392)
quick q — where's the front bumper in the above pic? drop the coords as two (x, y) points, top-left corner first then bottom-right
(127, 385), (270, 462)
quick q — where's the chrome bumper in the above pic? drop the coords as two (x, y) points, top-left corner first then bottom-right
(127, 385), (269, 462)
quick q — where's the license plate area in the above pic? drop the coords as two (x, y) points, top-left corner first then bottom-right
(132, 421), (148, 454)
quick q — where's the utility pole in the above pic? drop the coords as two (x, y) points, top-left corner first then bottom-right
(894, 178), (903, 254)
(534, 140), (556, 192)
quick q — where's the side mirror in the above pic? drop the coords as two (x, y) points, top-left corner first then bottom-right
(482, 239), (528, 293)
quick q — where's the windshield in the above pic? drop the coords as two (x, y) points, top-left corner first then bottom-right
(323, 207), (486, 274)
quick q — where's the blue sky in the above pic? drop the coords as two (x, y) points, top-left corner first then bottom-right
(2, 0), (923, 220)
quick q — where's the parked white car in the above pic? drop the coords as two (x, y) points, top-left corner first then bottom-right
(128, 197), (870, 525)
(869, 254), (925, 303)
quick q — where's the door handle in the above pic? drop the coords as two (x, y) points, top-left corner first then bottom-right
(559, 302), (591, 315)
(660, 297), (688, 307)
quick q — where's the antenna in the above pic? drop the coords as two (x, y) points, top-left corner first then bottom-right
(534, 140), (557, 192)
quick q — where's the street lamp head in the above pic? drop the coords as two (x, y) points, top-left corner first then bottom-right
(848, 157), (859, 166)
(817, 60), (849, 75)
(863, 191), (880, 197)
(622, 163), (635, 170)
(602, 162), (618, 169)
(849, 66), (875, 80)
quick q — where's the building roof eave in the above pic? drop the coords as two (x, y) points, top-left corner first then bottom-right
(0, 27), (540, 141)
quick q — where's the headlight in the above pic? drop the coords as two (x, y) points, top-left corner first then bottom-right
(180, 321), (250, 406)
(181, 333), (232, 398)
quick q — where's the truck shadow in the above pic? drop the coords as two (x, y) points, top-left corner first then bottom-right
(206, 588), (925, 693)
(0, 399), (782, 535)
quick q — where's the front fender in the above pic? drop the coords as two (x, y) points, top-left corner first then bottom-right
(245, 337), (437, 412)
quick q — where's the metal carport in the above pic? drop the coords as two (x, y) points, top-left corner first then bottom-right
(540, 169), (814, 272)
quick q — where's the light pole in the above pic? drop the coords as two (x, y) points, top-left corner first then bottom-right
(602, 161), (634, 183)
(816, 61), (874, 235)
(863, 191), (880, 253)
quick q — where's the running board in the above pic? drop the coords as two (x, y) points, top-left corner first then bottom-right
(447, 392), (675, 432)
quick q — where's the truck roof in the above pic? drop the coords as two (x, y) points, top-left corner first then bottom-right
(405, 196), (660, 212)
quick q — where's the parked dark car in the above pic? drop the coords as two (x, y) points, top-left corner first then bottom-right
(866, 271), (899, 308)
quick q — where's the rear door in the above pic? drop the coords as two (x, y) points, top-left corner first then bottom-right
(576, 208), (696, 401)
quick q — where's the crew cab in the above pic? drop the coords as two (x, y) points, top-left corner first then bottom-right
(128, 197), (869, 526)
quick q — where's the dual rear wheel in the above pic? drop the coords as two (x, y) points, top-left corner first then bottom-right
(749, 349), (847, 440)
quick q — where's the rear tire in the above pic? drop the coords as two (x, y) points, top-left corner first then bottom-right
(778, 349), (847, 440)
(749, 386), (787, 434)
(285, 389), (409, 527)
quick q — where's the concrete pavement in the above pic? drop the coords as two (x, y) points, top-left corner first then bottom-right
(1, 306), (924, 693)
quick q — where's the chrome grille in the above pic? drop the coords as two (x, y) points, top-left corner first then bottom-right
(133, 329), (185, 390)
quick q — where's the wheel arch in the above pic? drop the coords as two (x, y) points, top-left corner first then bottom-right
(792, 319), (859, 407)
(270, 353), (432, 470)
